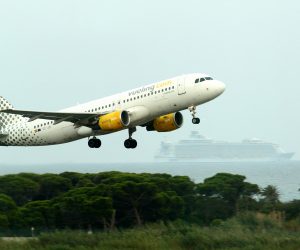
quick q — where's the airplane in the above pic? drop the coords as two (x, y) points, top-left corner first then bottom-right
(0, 73), (225, 149)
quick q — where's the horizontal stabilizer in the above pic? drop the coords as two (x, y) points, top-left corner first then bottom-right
(0, 133), (8, 138)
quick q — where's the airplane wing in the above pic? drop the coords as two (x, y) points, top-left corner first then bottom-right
(0, 109), (107, 126)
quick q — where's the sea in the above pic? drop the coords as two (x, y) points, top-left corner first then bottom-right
(1, 160), (299, 202)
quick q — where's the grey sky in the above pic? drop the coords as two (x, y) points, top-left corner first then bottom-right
(0, 0), (299, 164)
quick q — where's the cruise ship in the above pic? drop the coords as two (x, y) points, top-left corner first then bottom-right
(155, 131), (294, 162)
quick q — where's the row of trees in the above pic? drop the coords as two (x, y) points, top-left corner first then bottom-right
(0, 171), (299, 233)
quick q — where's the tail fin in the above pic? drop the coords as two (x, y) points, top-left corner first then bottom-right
(0, 96), (14, 110)
(0, 96), (21, 129)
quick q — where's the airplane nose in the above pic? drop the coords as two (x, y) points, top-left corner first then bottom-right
(215, 81), (226, 95)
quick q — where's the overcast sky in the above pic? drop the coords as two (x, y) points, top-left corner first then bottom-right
(0, 0), (299, 164)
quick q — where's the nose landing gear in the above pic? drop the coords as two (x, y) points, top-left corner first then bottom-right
(88, 137), (102, 148)
(192, 117), (200, 124)
(124, 127), (137, 149)
(189, 106), (200, 124)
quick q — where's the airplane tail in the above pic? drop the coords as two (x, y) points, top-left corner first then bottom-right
(0, 96), (14, 110)
(0, 96), (19, 129)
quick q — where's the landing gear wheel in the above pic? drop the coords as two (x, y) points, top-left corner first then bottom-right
(189, 106), (200, 125)
(131, 139), (137, 149)
(124, 139), (137, 149)
(124, 139), (132, 149)
(88, 139), (95, 148)
(88, 138), (101, 148)
(94, 139), (102, 148)
(192, 117), (200, 124)
(124, 127), (138, 149)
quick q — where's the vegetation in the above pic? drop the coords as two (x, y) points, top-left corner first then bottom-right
(0, 170), (299, 248)
(0, 216), (299, 250)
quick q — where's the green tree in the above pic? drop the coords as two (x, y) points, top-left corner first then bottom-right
(37, 174), (72, 200)
(192, 196), (233, 224)
(0, 176), (39, 205)
(53, 187), (113, 229)
(283, 200), (300, 220)
(150, 191), (185, 220)
(76, 178), (95, 188)
(20, 200), (54, 229)
(59, 172), (84, 187)
(0, 194), (17, 213)
(197, 173), (259, 215)
(111, 180), (157, 226)
(260, 185), (281, 212)
(0, 194), (18, 229)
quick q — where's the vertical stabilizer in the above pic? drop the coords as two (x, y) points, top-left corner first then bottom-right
(0, 97), (24, 129)
(0, 96), (14, 110)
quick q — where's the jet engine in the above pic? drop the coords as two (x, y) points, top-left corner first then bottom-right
(146, 112), (183, 132)
(98, 111), (130, 131)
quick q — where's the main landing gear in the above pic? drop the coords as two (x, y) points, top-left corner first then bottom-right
(189, 105), (200, 124)
(88, 137), (102, 148)
(124, 127), (137, 149)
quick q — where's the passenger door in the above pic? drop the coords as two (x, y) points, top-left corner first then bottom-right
(177, 77), (186, 95)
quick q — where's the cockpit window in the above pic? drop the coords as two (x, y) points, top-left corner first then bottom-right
(197, 77), (214, 83)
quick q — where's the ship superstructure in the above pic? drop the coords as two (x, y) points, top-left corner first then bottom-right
(156, 131), (294, 162)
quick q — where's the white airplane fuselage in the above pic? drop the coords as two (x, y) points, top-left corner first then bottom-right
(0, 73), (225, 147)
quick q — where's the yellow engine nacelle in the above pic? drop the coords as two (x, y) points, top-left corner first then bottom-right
(147, 112), (183, 132)
(99, 111), (130, 131)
